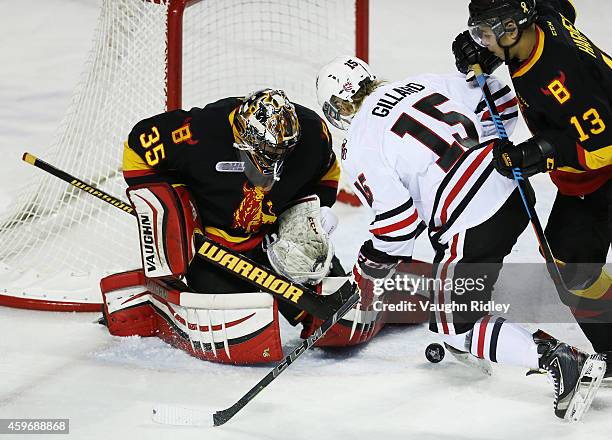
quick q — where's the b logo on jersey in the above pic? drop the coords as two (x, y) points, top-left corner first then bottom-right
(232, 183), (277, 233)
(541, 71), (571, 104)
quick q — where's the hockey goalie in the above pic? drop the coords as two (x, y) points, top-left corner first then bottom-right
(100, 89), (426, 365)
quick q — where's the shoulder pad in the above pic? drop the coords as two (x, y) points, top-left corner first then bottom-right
(537, 0), (576, 24)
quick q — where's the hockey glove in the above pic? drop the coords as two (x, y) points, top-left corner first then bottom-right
(266, 195), (333, 284)
(352, 241), (400, 310)
(492, 137), (556, 179)
(452, 30), (502, 76)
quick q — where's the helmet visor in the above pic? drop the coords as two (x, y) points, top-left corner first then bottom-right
(322, 96), (354, 130)
(469, 17), (518, 47)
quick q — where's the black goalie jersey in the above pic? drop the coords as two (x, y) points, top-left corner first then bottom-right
(123, 97), (340, 251)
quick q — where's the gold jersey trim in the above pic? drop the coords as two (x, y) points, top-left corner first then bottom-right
(205, 226), (251, 244)
(320, 157), (341, 185)
(556, 166), (585, 174)
(581, 144), (612, 170)
(513, 27), (545, 79)
(571, 270), (612, 300)
(123, 142), (152, 172)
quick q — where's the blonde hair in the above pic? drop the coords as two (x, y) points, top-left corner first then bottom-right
(352, 79), (387, 112)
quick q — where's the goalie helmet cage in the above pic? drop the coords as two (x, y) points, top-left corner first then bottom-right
(0, 0), (369, 311)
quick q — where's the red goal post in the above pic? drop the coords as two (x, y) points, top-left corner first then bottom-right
(0, 0), (369, 311)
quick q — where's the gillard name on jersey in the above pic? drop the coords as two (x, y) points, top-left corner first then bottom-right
(343, 74), (519, 256)
(371, 82), (426, 117)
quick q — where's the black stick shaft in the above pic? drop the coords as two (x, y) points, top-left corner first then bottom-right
(23, 152), (135, 215)
(212, 289), (359, 426)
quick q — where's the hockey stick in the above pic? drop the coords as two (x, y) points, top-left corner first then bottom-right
(152, 287), (359, 427)
(22, 152), (353, 319)
(470, 65), (610, 311)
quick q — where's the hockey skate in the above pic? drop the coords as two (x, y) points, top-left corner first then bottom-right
(594, 351), (612, 388)
(535, 331), (607, 422)
(601, 351), (612, 379)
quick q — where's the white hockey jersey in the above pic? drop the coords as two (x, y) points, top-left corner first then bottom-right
(342, 73), (520, 258)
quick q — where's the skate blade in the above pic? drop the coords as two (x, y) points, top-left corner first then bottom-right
(444, 343), (492, 376)
(565, 356), (607, 423)
(152, 403), (212, 426)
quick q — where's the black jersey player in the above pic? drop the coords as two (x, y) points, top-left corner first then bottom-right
(122, 89), (340, 318)
(97, 89), (346, 363)
(452, 0), (611, 416)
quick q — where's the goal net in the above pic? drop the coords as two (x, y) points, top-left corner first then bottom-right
(0, 0), (368, 310)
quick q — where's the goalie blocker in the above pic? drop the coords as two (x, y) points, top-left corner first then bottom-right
(127, 182), (202, 278)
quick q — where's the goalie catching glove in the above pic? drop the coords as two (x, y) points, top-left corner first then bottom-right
(265, 195), (335, 284)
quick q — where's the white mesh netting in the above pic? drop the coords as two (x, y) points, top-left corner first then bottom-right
(0, 0), (360, 306)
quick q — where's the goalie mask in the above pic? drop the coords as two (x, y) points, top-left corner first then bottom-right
(316, 55), (375, 130)
(232, 89), (300, 189)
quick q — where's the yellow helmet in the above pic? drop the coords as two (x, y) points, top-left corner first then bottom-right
(233, 89), (300, 181)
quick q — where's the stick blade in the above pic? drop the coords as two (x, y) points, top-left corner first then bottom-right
(152, 403), (212, 426)
(213, 407), (237, 426)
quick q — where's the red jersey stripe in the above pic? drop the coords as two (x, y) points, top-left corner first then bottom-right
(370, 210), (419, 235)
(441, 143), (493, 223)
(439, 234), (460, 334)
(477, 315), (493, 359)
(481, 98), (519, 121)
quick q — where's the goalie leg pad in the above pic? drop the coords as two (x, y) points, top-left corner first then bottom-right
(301, 308), (387, 347)
(300, 262), (432, 346)
(101, 270), (156, 337)
(101, 270), (283, 364)
(300, 276), (386, 346)
(127, 183), (202, 278)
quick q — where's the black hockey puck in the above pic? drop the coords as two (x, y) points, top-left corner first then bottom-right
(425, 343), (445, 363)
